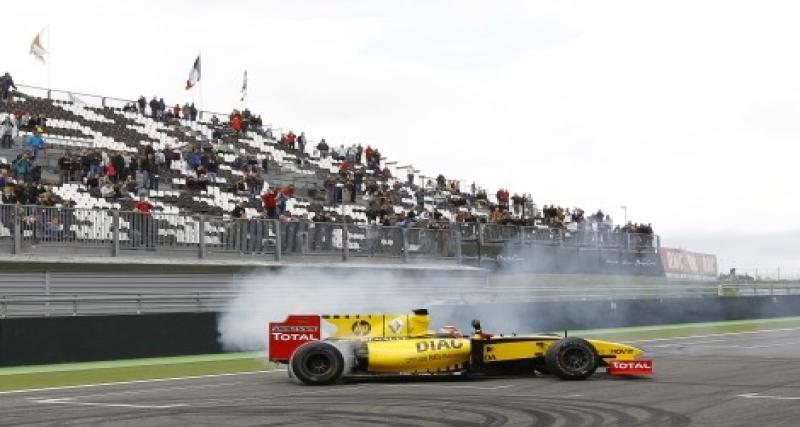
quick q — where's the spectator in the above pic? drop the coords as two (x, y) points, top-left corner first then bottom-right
(1, 115), (15, 148)
(261, 189), (278, 218)
(158, 98), (166, 120)
(172, 104), (181, 118)
(0, 72), (17, 102)
(132, 196), (155, 248)
(190, 103), (198, 121)
(137, 96), (146, 114)
(148, 97), (159, 120)
(13, 154), (33, 182)
(317, 138), (329, 158)
(58, 151), (73, 184)
(26, 129), (45, 161)
(297, 132), (306, 156)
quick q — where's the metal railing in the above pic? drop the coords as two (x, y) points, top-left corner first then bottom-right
(2, 283), (798, 318)
(13, 84), (249, 125)
(0, 204), (658, 263)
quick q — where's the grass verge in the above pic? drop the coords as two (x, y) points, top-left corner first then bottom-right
(571, 316), (800, 342)
(0, 352), (277, 392)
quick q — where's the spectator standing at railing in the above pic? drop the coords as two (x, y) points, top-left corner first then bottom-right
(317, 139), (329, 158)
(137, 96), (146, 115)
(365, 145), (374, 165)
(0, 72), (17, 102)
(132, 196), (155, 248)
(261, 189), (278, 219)
(158, 98), (166, 120)
(190, 103), (198, 121)
(297, 132), (306, 156)
(149, 97), (159, 120)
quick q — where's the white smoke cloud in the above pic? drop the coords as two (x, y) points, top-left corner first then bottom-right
(216, 266), (483, 351)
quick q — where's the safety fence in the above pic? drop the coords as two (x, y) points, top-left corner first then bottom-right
(2, 283), (798, 318)
(0, 204), (657, 263)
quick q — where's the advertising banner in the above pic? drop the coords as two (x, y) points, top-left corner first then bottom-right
(660, 247), (718, 281)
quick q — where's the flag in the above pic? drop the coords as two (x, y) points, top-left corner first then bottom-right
(240, 70), (248, 102)
(29, 28), (47, 64)
(185, 54), (201, 90)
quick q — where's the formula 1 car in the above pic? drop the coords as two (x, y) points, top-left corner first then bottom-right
(268, 309), (652, 385)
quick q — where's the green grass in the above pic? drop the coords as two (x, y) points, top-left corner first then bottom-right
(571, 316), (800, 342)
(0, 352), (277, 392)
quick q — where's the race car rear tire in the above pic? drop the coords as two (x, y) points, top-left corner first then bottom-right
(290, 342), (345, 385)
(545, 337), (598, 380)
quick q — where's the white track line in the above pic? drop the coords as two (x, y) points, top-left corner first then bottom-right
(623, 326), (800, 344)
(30, 397), (187, 409)
(651, 339), (728, 348)
(381, 384), (514, 390)
(0, 369), (282, 396)
(738, 393), (800, 401)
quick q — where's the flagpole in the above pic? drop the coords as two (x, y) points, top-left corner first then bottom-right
(198, 53), (203, 120)
(46, 24), (51, 93)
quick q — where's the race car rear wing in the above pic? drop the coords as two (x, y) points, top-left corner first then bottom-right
(268, 315), (321, 362)
(268, 309), (433, 362)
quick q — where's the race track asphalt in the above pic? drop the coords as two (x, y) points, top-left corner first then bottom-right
(3, 326), (800, 426)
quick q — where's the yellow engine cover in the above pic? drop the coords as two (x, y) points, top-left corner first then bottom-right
(367, 338), (471, 373)
(321, 313), (433, 339)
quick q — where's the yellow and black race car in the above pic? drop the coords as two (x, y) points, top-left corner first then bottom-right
(268, 309), (652, 385)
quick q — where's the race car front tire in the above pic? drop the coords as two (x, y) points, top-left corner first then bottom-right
(290, 342), (345, 385)
(545, 337), (598, 380)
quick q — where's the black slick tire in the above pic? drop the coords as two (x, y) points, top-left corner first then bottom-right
(290, 342), (345, 385)
(544, 337), (598, 380)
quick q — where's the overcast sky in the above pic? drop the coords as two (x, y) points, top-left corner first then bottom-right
(5, 1), (799, 274)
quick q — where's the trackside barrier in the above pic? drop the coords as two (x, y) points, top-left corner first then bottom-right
(0, 205), (659, 263)
(2, 283), (800, 318)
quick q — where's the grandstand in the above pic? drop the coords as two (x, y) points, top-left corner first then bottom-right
(0, 82), (657, 263)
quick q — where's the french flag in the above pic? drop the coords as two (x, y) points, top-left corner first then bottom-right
(186, 54), (201, 90)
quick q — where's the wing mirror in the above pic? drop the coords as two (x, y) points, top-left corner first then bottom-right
(471, 319), (482, 333)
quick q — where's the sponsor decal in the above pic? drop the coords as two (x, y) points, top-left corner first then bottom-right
(270, 332), (317, 341)
(388, 317), (405, 334)
(351, 320), (372, 336)
(660, 248), (718, 281)
(608, 359), (653, 375)
(271, 325), (318, 333)
(416, 339), (464, 353)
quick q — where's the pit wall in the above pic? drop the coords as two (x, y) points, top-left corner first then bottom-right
(3, 295), (800, 367)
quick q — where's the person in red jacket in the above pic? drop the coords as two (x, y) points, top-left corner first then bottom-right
(365, 145), (374, 164)
(281, 184), (295, 199)
(286, 131), (297, 148)
(261, 189), (278, 219)
(133, 196), (155, 248)
(230, 114), (242, 132)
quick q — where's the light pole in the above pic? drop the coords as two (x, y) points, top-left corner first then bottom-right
(620, 205), (628, 224)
